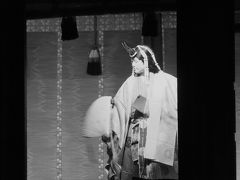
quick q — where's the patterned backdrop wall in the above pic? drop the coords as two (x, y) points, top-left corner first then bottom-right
(26, 12), (177, 180)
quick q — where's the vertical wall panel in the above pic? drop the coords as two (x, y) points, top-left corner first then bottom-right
(163, 28), (177, 77)
(61, 32), (100, 180)
(27, 32), (58, 180)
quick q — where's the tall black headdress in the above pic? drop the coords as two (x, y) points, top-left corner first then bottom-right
(122, 42), (161, 77)
(121, 42), (137, 58)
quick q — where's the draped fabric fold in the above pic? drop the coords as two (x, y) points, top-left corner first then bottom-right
(84, 71), (177, 167)
(114, 71), (177, 166)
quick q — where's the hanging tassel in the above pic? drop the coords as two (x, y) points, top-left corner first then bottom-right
(61, 16), (79, 41)
(142, 12), (158, 37)
(87, 46), (102, 75)
(87, 16), (102, 75)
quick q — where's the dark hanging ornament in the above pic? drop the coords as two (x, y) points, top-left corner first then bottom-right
(61, 16), (79, 41)
(142, 12), (158, 37)
(121, 42), (137, 57)
(87, 46), (102, 75)
(87, 16), (102, 75)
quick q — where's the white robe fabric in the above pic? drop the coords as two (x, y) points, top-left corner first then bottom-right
(83, 71), (177, 166)
(114, 71), (177, 166)
(83, 96), (113, 137)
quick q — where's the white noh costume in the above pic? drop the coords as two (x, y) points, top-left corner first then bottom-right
(83, 43), (177, 170)
(114, 70), (177, 166)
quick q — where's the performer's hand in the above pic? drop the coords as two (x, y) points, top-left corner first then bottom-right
(102, 135), (111, 143)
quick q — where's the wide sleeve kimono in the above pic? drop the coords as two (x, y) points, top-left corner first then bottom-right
(83, 71), (177, 179)
(114, 71), (177, 166)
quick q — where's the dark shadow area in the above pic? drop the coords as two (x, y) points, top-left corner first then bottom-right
(0, 1), (236, 180)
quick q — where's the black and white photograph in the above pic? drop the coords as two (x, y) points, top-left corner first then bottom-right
(26, 4), (177, 180)
(0, 1), (238, 180)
